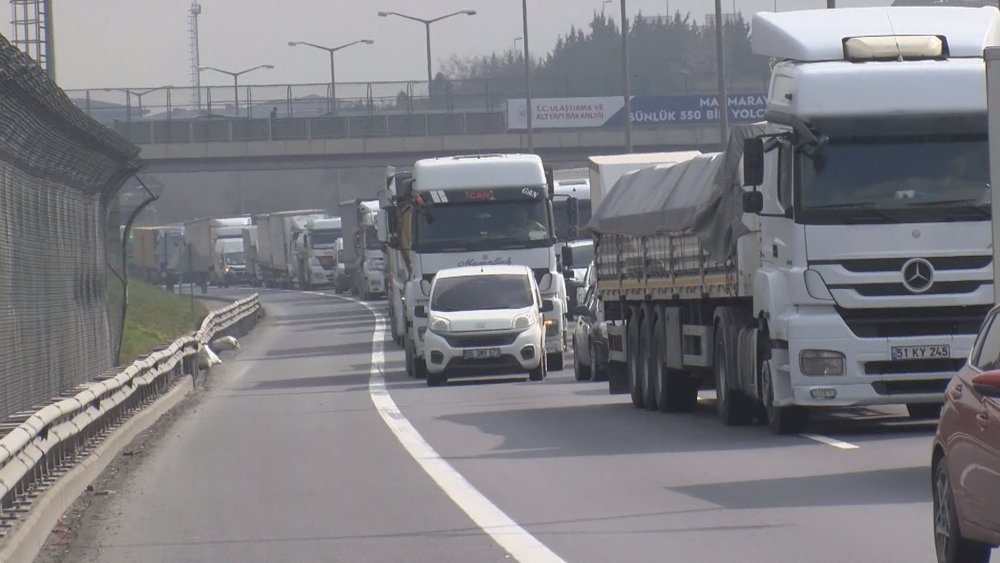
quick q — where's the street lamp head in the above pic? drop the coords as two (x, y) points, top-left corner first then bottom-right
(377, 11), (389, 17)
(463, 10), (477, 15)
(288, 41), (299, 47)
(263, 65), (275, 69)
(362, 39), (375, 44)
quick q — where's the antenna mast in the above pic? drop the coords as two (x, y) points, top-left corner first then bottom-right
(189, 1), (202, 111)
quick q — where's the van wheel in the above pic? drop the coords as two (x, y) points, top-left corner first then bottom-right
(529, 350), (547, 381)
(714, 330), (753, 425)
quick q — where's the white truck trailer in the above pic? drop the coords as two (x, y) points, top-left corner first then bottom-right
(291, 216), (341, 289)
(254, 209), (325, 288)
(382, 154), (569, 378)
(379, 167), (413, 346)
(339, 199), (385, 299)
(183, 216), (251, 290)
(589, 6), (997, 434)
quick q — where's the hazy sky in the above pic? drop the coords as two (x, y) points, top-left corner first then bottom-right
(8, 0), (893, 90)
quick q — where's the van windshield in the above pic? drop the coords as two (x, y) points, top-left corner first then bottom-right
(432, 274), (533, 312)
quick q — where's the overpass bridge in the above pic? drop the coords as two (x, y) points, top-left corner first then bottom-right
(124, 115), (723, 174)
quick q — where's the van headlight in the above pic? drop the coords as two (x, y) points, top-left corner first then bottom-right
(513, 313), (535, 330)
(430, 317), (450, 334)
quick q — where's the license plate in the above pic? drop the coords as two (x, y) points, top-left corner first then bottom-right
(891, 345), (950, 361)
(463, 348), (501, 360)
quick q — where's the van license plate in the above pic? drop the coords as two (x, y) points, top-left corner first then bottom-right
(464, 348), (501, 360)
(891, 345), (950, 361)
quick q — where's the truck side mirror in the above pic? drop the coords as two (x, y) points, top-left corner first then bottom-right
(743, 191), (764, 214)
(540, 299), (555, 313)
(567, 197), (580, 239)
(743, 138), (765, 187)
(561, 245), (573, 269)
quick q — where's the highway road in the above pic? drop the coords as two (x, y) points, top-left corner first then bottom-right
(49, 289), (945, 563)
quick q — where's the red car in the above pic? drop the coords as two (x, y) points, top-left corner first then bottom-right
(932, 308), (1000, 563)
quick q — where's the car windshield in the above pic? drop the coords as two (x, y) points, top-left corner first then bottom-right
(414, 198), (551, 252)
(431, 274), (533, 312)
(796, 120), (989, 224)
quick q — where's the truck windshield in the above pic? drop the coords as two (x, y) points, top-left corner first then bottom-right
(224, 252), (246, 266)
(365, 226), (381, 250)
(796, 131), (989, 225)
(432, 274), (533, 312)
(414, 199), (551, 252)
(552, 199), (592, 241)
(310, 230), (340, 247)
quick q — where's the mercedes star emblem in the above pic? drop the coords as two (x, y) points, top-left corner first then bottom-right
(901, 258), (934, 294)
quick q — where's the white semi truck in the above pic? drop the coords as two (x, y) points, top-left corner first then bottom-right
(379, 167), (412, 347)
(339, 199), (385, 299)
(382, 154), (569, 378)
(183, 216), (251, 290)
(254, 209), (326, 288)
(588, 6), (996, 434)
(292, 216), (341, 289)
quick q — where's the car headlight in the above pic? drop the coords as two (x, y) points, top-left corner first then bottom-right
(224, 267), (230, 274)
(513, 313), (535, 330)
(430, 317), (450, 334)
(799, 350), (845, 376)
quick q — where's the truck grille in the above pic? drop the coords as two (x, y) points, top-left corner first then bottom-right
(837, 305), (990, 338)
(443, 332), (519, 348)
(844, 281), (985, 297)
(812, 255), (991, 273)
(871, 379), (950, 396)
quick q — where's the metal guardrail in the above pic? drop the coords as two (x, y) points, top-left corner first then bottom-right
(0, 293), (262, 524)
(113, 111), (507, 144)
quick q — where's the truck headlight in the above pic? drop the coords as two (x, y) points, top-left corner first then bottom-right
(430, 317), (450, 334)
(513, 313), (535, 330)
(799, 350), (845, 376)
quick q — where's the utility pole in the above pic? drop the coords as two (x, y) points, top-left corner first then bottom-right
(827, 0), (835, 8)
(621, 0), (633, 153)
(714, 0), (729, 148)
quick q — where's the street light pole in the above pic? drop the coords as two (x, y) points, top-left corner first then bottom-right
(522, 0), (534, 153)
(714, 0), (729, 148)
(827, 0), (836, 7)
(199, 65), (274, 117)
(621, 0), (633, 152)
(116, 86), (174, 122)
(289, 40), (374, 113)
(378, 10), (477, 85)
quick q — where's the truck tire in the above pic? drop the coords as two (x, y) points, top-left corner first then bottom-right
(414, 357), (428, 380)
(590, 340), (608, 382)
(641, 312), (658, 410)
(653, 317), (698, 413)
(627, 310), (644, 409)
(547, 352), (564, 372)
(762, 359), (809, 435)
(714, 330), (753, 426)
(405, 335), (416, 378)
(573, 344), (591, 381)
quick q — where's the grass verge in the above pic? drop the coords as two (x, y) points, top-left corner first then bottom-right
(119, 281), (208, 364)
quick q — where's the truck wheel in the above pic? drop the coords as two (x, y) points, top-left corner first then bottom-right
(762, 359), (809, 435)
(641, 313), (658, 410)
(653, 318), (696, 412)
(573, 344), (591, 381)
(413, 357), (428, 380)
(906, 403), (943, 420)
(626, 312), (644, 408)
(590, 340), (608, 382)
(547, 352), (564, 372)
(405, 336), (416, 378)
(714, 330), (753, 426)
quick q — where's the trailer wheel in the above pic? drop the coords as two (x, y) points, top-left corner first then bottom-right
(641, 311), (658, 410)
(762, 359), (809, 435)
(590, 340), (608, 382)
(714, 329), (753, 426)
(626, 309), (644, 409)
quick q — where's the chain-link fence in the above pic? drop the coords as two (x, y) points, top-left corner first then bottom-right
(0, 36), (139, 421)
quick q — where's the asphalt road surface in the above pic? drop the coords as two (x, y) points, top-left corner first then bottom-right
(52, 288), (952, 563)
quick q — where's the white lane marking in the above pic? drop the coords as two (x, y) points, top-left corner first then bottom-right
(800, 433), (860, 450)
(316, 292), (564, 562)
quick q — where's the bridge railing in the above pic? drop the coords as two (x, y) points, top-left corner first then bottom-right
(113, 112), (509, 144)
